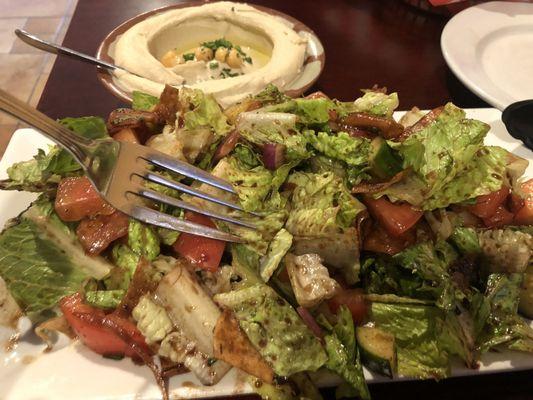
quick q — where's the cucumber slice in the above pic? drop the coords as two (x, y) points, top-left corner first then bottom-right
(369, 137), (403, 179)
(356, 326), (397, 377)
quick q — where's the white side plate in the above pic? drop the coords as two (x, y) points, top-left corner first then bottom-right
(1, 108), (532, 399)
(441, 1), (533, 110)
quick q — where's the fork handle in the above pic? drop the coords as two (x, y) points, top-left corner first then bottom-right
(0, 88), (92, 166)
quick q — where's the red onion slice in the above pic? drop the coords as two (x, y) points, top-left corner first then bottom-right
(296, 306), (324, 339)
(262, 143), (286, 170)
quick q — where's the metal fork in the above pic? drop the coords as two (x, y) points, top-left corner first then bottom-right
(0, 88), (253, 242)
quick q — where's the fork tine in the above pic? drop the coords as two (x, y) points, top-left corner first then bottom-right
(136, 188), (257, 229)
(142, 171), (247, 213)
(145, 152), (236, 194)
(130, 205), (245, 243)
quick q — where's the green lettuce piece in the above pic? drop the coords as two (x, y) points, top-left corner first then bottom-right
(224, 155), (294, 213)
(286, 172), (365, 237)
(180, 88), (231, 136)
(1, 116), (107, 192)
(108, 244), (140, 290)
(378, 104), (507, 210)
(259, 228), (293, 282)
(252, 84), (291, 106)
(128, 219), (160, 261)
(450, 227), (481, 255)
(421, 146), (508, 210)
(131, 90), (158, 111)
(294, 97), (336, 124)
(59, 116), (108, 140)
(262, 97), (337, 125)
(132, 295), (174, 345)
(214, 284), (327, 376)
(0, 217), (88, 313)
(341, 91), (399, 118)
(304, 131), (371, 168)
(233, 143), (262, 169)
(1, 146), (80, 192)
(371, 302), (450, 379)
(477, 273), (533, 353)
(230, 244), (263, 288)
(394, 241), (463, 312)
(322, 306), (370, 400)
(236, 111), (310, 161)
(85, 289), (124, 309)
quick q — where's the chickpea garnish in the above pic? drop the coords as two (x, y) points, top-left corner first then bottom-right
(195, 46), (214, 62)
(215, 47), (229, 62)
(160, 49), (182, 67)
(226, 48), (243, 68)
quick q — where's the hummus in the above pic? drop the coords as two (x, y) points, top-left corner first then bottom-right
(112, 1), (308, 107)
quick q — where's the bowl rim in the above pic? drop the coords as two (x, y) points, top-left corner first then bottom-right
(95, 1), (325, 104)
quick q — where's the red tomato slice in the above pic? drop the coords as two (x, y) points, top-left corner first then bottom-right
(514, 179), (533, 225)
(362, 195), (423, 236)
(60, 293), (150, 361)
(482, 205), (514, 228)
(466, 186), (510, 218)
(172, 212), (226, 272)
(328, 288), (369, 326)
(55, 177), (115, 222)
(363, 222), (416, 255)
(76, 211), (129, 255)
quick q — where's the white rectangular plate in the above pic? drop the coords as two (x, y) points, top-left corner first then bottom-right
(1, 108), (532, 399)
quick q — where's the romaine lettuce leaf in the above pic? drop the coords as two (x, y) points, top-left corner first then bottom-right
(394, 241), (464, 312)
(378, 104), (507, 210)
(370, 302), (450, 379)
(0, 217), (88, 313)
(341, 91), (399, 118)
(132, 295), (174, 345)
(214, 284), (327, 376)
(59, 116), (108, 140)
(259, 228), (293, 282)
(304, 130), (371, 169)
(180, 88), (231, 136)
(321, 306), (370, 400)
(286, 171), (365, 237)
(128, 219), (160, 261)
(132, 90), (158, 111)
(477, 273), (533, 353)
(85, 289), (124, 309)
(1, 116), (107, 192)
(236, 111), (310, 161)
(1, 146), (80, 192)
(252, 84), (291, 106)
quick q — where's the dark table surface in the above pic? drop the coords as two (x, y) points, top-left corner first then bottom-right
(37, 1), (529, 399)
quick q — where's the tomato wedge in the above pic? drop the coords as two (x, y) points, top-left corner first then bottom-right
(172, 212), (226, 272)
(363, 222), (416, 255)
(482, 205), (514, 228)
(55, 177), (115, 222)
(60, 293), (150, 361)
(76, 211), (129, 255)
(362, 195), (423, 236)
(514, 179), (533, 225)
(466, 186), (510, 218)
(328, 288), (369, 326)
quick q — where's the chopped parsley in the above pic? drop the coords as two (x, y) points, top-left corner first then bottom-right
(182, 52), (195, 61)
(209, 61), (219, 70)
(220, 68), (242, 79)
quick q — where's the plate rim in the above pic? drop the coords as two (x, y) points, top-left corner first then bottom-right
(95, 1), (326, 103)
(441, 0), (533, 110)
